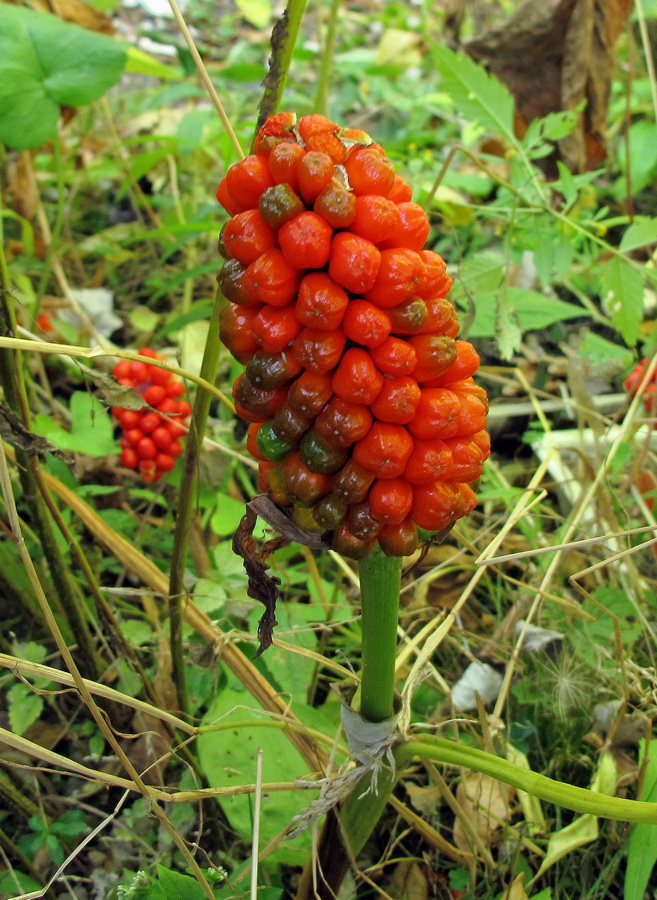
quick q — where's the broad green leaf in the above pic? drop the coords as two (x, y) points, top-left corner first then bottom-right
(235, 0), (272, 28)
(467, 288), (583, 340)
(433, 46), (515, 143)
(32, 392), (117, 457)
(198, 675), (313, 865)
(600, 256), (645, 346)
(452, 251), (505, 300)
(625, 740), (657, 900)
(156, 865), (206, 900)
(8, 682), (44, 736)
(0, 5), (126, 149)
(125, 45), (181, 80)
(578, 332), (633, 370)
(620, 218), (657, 252)
(210, 494), (248, 538)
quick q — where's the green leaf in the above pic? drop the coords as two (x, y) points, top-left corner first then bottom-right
(235, 0), (272, 28)
(210, 494), (248, 538)
(156, 865), (206, 900)
(577, 332), (633, 370)
(495, 289), (523, 359)
(600, 256), (645, 346)
(32, 392), (117, 457)
(620, 218), (657, 252)
(125, 45), (181, 80)
(467, 288), (583, 340)
(8, 682), (43, 736)
(433, 46), (515, 143)
(198, 673), (315, 866)
(0, 5), (126, 149)
(625, 740), (657, 900)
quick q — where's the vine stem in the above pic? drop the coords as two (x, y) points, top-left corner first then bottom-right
(358, 547), (402, 723)
(168, 289), (224, 719)
(255, 0), (309, 136)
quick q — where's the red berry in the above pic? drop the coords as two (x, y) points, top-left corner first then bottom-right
(352, 423), (413, 479)
(364, 248), (425, 308)
(292, 328), (346, 374)
(137, 436), (157, 460)
(344, 146), (395, 196)
(371, 336), (417, 376)
(223, 210), (276, 266)
(152, 426), (174, 451)
(120, 448), (139, 469)
(242, 248), (299, 307)
(332, 347), (384, 405)
(252, 305), (301, 353)
(381, 202), (430, 251)
(268, 141), (306, 189)
(295, 273), (349, 331)
(328, 232), (381, 294)
(369, 478), (413, 525)
(342, 300), (391, 348)
(315, 397), (372, 448)
(297, 151), (335, 203)
(226, 154), (274, 208)
(140, 412), (161, 434)
(144, 385), (167, 407)
(370, 375), (421, 424)
(279, 212), (333, 269)
(351, 195), (402, 245)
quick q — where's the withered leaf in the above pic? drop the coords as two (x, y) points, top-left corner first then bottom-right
(0, 403), (64, 459)
(93, 374), (145, 410)
(466, 0), (631, 172)
(232, 495), (329, 656)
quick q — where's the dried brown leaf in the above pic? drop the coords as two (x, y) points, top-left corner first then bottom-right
(0, 403), (64, 459)
(453, 772), (513, 852)
(466, 0), (632, 172)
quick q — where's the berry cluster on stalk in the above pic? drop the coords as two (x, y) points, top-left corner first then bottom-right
(217, 113), (490, 559)
(112, 349), (190, 483)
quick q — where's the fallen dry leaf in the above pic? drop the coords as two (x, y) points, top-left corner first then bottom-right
(389, 860), (429, 900)
(453, 771), (513, 853)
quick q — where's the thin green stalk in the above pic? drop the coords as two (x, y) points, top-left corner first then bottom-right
(314, 0), (341, 116)
(168, 288), (224, 718)
(358, 546), (401, 723)
(34, 137), (66, 313)
(255, 0), (309, 135)
(403, 736), (657, 823)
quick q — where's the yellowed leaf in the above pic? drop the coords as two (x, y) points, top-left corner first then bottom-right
(536, 751), (618, 877)
(507, 873), (529, 900)
(453, 771), (513, 852)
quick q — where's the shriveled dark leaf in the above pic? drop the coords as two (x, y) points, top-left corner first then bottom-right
(232, 495), (329, 656)
(249, 493), (328, 550)
(0, 403), (64, 458)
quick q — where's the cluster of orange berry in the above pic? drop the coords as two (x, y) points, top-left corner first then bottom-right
(217, 113), (489, 558)
(112, 349), (190, 483)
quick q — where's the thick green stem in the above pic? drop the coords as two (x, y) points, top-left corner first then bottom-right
(168, 289), (224, 718)
(358, 546), (401, 723)
(255, 0), (308, 135)
(314, 0), (341, 116)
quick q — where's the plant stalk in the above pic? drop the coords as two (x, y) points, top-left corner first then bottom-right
(358, 546), (401, 723)
(255, 0), (309, 135)
(168, 288), (224, 718)
(314, 0), (341, 116)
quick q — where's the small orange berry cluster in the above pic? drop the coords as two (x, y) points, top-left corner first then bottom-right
(217, 113), (490, 558)
(112, 349), (190, 483)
